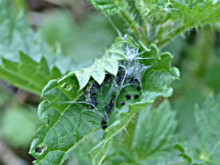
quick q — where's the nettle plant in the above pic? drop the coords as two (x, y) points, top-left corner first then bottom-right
(1, 0), (220, 165)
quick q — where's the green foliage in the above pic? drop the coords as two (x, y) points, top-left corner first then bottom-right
(11, 0), (28, 13)
(75, 35), (138, 89)
(103, 100), (177, 165)
(88, 0), (128, 15)
(29, 35), (179, 164)
(88, 0), (220, 47)
(0, 0), (64, 94)
(69, 133), (101, 165)
(134, 101), (177, 160)
(0, 52), (62, 95)
(1, 0), (220, 165)
(1, 106), (45, 148)
(0, 0), (119, 94)
(177, 0), (213, 8)
(175, 94), (220, 165)
(157, 1), (220, 46)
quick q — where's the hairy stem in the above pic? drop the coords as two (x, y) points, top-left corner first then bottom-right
(134, 0), (149, 45)
(120, 9), (141, 39)
(156, 26), (185, 47)
(157, 18), (220, 47)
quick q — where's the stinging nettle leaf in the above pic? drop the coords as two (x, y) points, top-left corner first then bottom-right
(0, 51), (62, 95)
(175, 93), (220, 164)
(30, 35), (179, 165)
(133, 101), (177, 159)
(75, 69), (91, 90)
(101, 58), (119, 76)
(88, 46), (179, 164)
(29, 73), (102, 165)
(88, 0), (128, 15)
(90, 60), (106, 85)
(0, 0), (74, 94)
(88, 0), (220, 48)
(104, 100), (178, 165)
(74, 35), (134, 87)
(89, 139), (113, 165)
(150, 1), (220, 46)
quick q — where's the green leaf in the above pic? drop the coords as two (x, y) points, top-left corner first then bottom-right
(104, 101), (178, 164)
(75, 35), (137, 89)
(89, 139), (113, 165)
(176, 94), (220, 164)
(29, 35), (135, 164)
(0, 52), (62, 95)
(75, 69), (91, 90)
(88, 59), (179, 164)
(92, 0), (220, 47)
(178, 0), (214, 8)
(0, 0), (68, 94)
(89, 104), (147, 165)
(138, 0), (220, 46)
(139, 44), (173, 72)
(101, 58), (119, 76)
(174, 144), (194, 164)
(90, 60), (106, 85)
(161, 1), (220, 44)
(30, 35), (179, 165)
(133, 100), (177, 159)
(88, 0), (128, 15)
(29, 73), (102, 165)
(69, 133), (101, 165)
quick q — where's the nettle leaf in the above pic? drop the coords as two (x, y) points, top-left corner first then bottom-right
(88, 0), (128, 15)
(29, 74), (102, 165)
(159, 1), (220, 45)
(30, 35), (179, 165)
(88, 42), (179, 163)
(139, 44), (173, 72)
(90, 68), (179, 165)
(138, 0), (220, 46)
(75, 35), (137, 90)
(0, 51), (61, 95)
(29, 35), (136, 164)
(0, 0), (70, 94)
(175, 94), (220, 164)
(178, 0), (213, 8)
(89, 0), (220, 47)
(103, 100), (177, 165)
(134, 101), (177, 159)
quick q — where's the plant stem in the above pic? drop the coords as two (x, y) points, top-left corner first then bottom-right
(157, 26), (185, 47)
(194, 27), (213, 79)
(134, 0), (149, 45)
(120, 9), (141, 39)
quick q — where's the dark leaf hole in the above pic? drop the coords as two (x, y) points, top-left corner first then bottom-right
(35, 146), (46, 154)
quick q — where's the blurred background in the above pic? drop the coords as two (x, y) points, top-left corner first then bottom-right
(0, 0), (220, 165)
